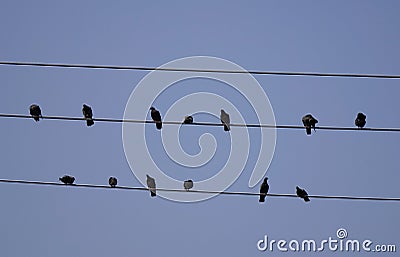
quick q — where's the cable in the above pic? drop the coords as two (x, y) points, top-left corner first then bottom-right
(1, 113), (400, 132)
(1, 61), (400, 79)
(0, 179), (398, 202)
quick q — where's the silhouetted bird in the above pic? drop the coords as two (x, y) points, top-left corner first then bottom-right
(59, 175), (75, 185)
(259, 177), (269, 203)
(296, 186), (310, 202)
(146, 174), (156, 197)
(82, 104), (94, 126)
(109, 177), (117, 187)
(355, 112), (366, 128)
(302, 114), (318, 135)
(183, 116), (193, 124)
(150, 107), (162, 130)
(220, 109), (230, 131)
(183, 180), (193, 191)
(29, 104), (42, 122)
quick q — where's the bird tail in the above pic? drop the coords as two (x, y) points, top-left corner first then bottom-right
(86, 119), (94, 126)
(224, 124), (230, 131)
(156, 122), (162, 130)
(151, 190), (156, 197)
(304, 196), (310, 202)
(259, 195), (266, 202)
(306, 127), (311, 135)
(34, 116), (40, 122)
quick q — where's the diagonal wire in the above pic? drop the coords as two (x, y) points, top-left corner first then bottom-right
(1, 61), (400, 79)
(1, 113), (400, 132)
(0, 179), (399, 202)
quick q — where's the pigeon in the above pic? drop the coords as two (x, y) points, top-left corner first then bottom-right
(82, 104), (94, 126)
(183, 180), (193, 191)
(59, 175), (75, 185)
(108, 177), (117, 187)
(355, 112), (366, 128)
(296, 186), (310, 202)
(259, 177), (269, 203)
(220, 109), (230, 131)
(29, 104), (42, 122)
(302, 114), (318, 135)
(183, 116), (193, 124)
(150, 107), (162, 130)
(146, 174), (156, 197)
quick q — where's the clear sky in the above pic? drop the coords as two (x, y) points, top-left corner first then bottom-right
(0, 1), (399, 256)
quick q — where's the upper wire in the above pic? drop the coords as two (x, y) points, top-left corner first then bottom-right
(1, 61), (400, 79)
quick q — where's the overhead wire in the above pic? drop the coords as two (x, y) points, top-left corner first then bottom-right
(0, 113), (399, 132)
(0, 179), (398, 202)
(1, 62), (398, 203)
(1, 61), (400, 79)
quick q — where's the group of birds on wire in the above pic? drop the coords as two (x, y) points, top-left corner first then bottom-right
(30, 103), (367, 203)
(29, 104), (368, 135)
(58, 174), (310, 203)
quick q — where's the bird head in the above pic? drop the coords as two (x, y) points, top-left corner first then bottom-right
(150, 107), (155, 111)
(357, 112), (366, 119)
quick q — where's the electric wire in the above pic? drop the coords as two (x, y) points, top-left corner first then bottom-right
(0, 179), (398, 202)
(1, 61), (400, 79)
(1, 113), (399, 132)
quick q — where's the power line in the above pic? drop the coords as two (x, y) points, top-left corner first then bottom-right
(1, 61), (400, 79)
(0, 179), (398, 202)
(1, 113), (400, 132)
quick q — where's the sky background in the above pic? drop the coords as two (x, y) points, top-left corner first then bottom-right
(0, 1), (399, 256)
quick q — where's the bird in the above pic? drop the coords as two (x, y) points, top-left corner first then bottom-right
(259, 177), (269, 203)
(355, 112), (366, 128)
(146, 174), (156, 197)
(82, 104), (94, 126)
(108, 177), (117, 187)
(59, 175), (75, 185)
(302, 114), (318, 135)
(183, 180), (193, 191)
(183, 115), (193, 124)
(296, 186), (310, 202)
(220, 109), (230, 131)
(29, 104), (42, 122)
(150, 107), (162, 130)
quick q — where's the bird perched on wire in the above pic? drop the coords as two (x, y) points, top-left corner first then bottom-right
(183, 115), (193, 124)
(355, 112), (366, 128)
(82, 104), (94, 126)
(259, 177), (269, 203)
(183, 180), (193, 191)
(296, 186), (310, 202)
(108, 177), (117, 187)
(59, 175), (75, 185)
(146, 174), (156, 197)
(220, 109), (230, 131)
(29, 104), (42, 122)
(302, 114), (318, 135)
(150, 107), (162, 130)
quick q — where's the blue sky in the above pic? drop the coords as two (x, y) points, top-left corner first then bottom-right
(0, 1), (399, 256)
